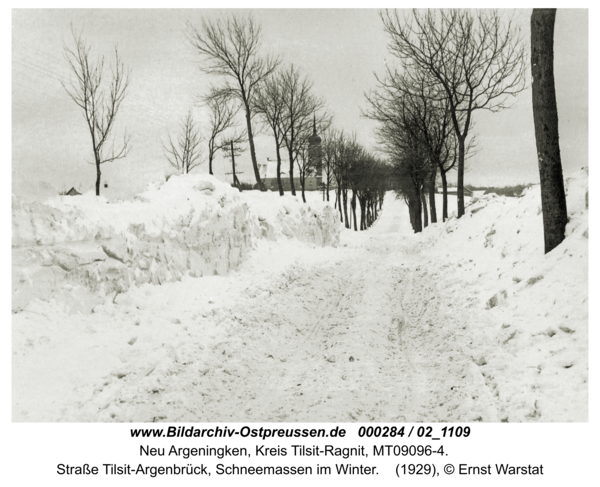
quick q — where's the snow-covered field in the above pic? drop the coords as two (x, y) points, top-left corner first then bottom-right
(11, 169), (588, 422)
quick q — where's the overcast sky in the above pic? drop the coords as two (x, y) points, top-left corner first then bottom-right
(12, 8), (588, 197)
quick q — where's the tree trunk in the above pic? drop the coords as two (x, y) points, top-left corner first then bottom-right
(244, 102), (264, 191)
(287, 147), (296, 196)
(408, 200), (416, 232)
(342, 189), (350, 228)
(359, 197), (366, 230)
(337, 186), (343, 222)
(429, 164), (437, 223)
(347, 192), (352, 228)
(275, 144), (284, 196)
(531, 8), (568, 254)
(95, 158), (101, 196)
(421, 186), (428, 228)
(301, 179), (306, 203)
(351, 190), (358, 231)
(440, 169), (449, 221)
(414, 192), (422, 233)
(209, 154), (213, 176)
(457, 136), (465, 218)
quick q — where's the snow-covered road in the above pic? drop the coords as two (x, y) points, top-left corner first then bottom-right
(13, 178), (587, 423)
(13, 194), (492, 422)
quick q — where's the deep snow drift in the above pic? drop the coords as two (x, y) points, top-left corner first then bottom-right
(416, 167), (588, 422)
(11, 169), (587, 422)
(12, 175), (339, 314)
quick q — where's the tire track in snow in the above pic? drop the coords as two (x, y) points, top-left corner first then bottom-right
(391, 260), (501, 422)
(393, 266), (423, 421)
(218, 243), (412, 422)
(239, 263), (371, 420)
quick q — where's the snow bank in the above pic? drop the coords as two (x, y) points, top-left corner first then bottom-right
(242, 189), (339, 246)
(421, 167), (588, 421)
(12, 175), (339, 313)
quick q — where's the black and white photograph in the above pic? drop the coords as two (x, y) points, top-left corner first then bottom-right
(11, 6), (588, 430)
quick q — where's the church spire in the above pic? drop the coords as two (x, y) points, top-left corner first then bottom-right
(308, 113), (322, 180)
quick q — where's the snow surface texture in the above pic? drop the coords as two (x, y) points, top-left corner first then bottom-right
(12, 175), (339, 314)
(12, 169), (587, 422)
(415, 167), (588, 422)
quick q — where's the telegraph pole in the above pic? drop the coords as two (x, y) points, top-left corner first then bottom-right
(223, 139), (244, 189)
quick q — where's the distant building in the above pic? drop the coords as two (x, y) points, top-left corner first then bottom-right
(437, 186), (473, 197)
(260, 117), (323, 192)
(65, 187), (81, 196)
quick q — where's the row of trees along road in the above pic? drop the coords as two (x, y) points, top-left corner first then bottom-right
(320, 129), (389, 231)
(364, 68), (476, 231)
(252, 64), (330, 199)
(364, 8), (571, 253)
(190, 18), (338, 200)
(62, 13), (385, 232)
(62, 10), (569, 252)
(366, 8), (526, 228)
(187, 15), (280, 191)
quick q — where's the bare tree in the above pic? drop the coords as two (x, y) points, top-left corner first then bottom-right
(531, 8), (568, 254)
(294, 115), (331, 203)
(334, 132), (363, 229)
(294, 140), (312, 203)
(365, 68), (477, 222)
(381, 9), (526, 218)
(366, 86), (432, 232)
(253, 73), (288, 195)
(357, 156), (389, 231)
(351, 152), (389, 231)
(62, 28), (131, 196)
(321, 128), (339, 202)
(332, 130), (349, 223)
(278, 64), (328, 196)
(204, 88), (244, 176)
(346, 145), (369, 231)
(188, 14), (280, 190)
(163, 111), (203, 174)
(366, 70), (434, 223)
(393, 156), (425, 232)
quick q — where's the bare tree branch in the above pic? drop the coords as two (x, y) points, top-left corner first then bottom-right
(380, 8), (526, 217)
(203, 87), (245, 175)
(62, 26), (131, 195)
(276, 64), (329, 196)
(163, 111), (204, 174)
(188, 14), (280, 190)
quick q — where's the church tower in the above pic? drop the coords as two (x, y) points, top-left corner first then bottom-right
(308, 115), (323, 187)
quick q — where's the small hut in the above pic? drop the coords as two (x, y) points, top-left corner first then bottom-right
(65, 187), (81, 196)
